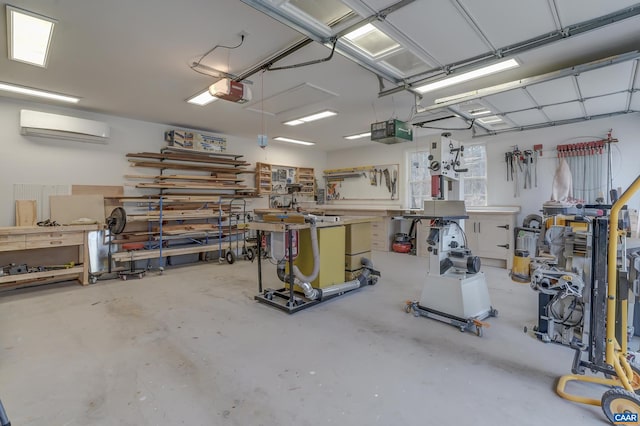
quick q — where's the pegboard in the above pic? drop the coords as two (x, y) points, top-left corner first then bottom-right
(323, 164), (399, 201)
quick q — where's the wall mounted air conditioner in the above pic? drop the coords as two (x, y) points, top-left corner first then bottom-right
(20, 109), (110, 144)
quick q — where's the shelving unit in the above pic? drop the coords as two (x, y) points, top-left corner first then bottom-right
(254, 162), (315, 198)
(297, 167), (315, 196)
(256, 162), (272, 194)
(114, 148), (256, 268)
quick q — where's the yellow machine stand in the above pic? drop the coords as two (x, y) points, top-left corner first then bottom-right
(287, 225), (346, 290)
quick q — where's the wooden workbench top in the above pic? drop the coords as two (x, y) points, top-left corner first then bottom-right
(248, 215), (379, 232)
(0, 224), (102, 235)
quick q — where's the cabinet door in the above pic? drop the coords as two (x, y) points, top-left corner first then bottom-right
(477, 216), (510, 258)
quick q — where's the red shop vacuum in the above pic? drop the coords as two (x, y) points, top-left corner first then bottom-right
(392, 233), (412, 253)
(392, 218), (421, 254)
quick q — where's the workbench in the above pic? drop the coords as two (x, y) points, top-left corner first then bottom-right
(0, 224), (100, 289)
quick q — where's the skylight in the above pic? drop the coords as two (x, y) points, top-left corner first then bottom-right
(343, 23), (400, 58)
(6, 5), (56, 68)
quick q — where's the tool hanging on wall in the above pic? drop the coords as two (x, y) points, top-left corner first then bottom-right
(533, 144), (543, 188)
(523, 150), (533, 189)
(369, 169), (377, 186)
(383, 168), (391, 193)
(391, 169), (398, 199)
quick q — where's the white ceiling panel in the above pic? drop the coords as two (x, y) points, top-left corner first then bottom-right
(385, 1), (489, 65)
(578, 61), (634, 98)
(554, 0), (639, 27)
(630, 93), (640, 111)
(543, 101), (583, 121)
(244, 82), (338, 115)
(506, 109), (549, 126)
(584, 92), (629, 116)
(526, 76), (579, 105)
(458, 0), (556, 47)
(483, 89), (538, 112)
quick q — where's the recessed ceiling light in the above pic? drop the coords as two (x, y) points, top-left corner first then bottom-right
(186, 90), (218, 106)
(344, 132), (371, 140)
(0, 81), (79, 103)
(6, 5), (57, 68)
(414, 59), (520, 94)
(273, 137), (315, 146)
(478, 115), (502, 124)
(283, 110), (337, 126)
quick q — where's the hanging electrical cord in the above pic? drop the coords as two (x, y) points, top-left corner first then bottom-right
(265, 38), (337, 71)
(192, 35), (245, 69)
(189, 35), (246, 79)
(414, 118), (476, 131)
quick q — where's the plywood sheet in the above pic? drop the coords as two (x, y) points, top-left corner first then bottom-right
(50, 195), (105, 225)
(15, 200), (37, 226)
(72, 185), (123, 218)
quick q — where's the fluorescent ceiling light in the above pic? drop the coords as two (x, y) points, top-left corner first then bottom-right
(470, 109), (491, 116)
(0, 81), (78, 103)
(344, 132), (371, 140)
(273, 137), (315, 146)
(7, 5), (56, 68)
(414, 59), (520, 94)
(187, 90), (218, 106)
(283, 110), (337, 126)
(478, 115), (502, 124)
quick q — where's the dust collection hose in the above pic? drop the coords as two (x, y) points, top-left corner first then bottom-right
(276, 226), (379, 301)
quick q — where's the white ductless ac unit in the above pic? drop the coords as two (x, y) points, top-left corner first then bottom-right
(20, 109), (110, 144)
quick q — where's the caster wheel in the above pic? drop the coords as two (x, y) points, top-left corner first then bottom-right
(523, 326), (528, 333)
(264, 292), (273, 300)
(89, 276), (98, 284)
(404, 304), (412, 314)
(138, 273), (144, 279)
(476, 326), (483, 337)
(459, 326), (466, 332)
(490, 308), (498, 317)
(226, 251), (236, 264)
(602, 388), (640, 424)
(121, 275), (127, 281)
(246, 248), (255, 262)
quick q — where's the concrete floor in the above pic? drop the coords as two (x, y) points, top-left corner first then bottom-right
(0, 251), (618, 425)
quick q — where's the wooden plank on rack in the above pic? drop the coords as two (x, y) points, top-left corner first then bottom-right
(135, 183), (248, 190)
(15, 200), (37, 226)
(126, 152), (250, 166)
(128, 160), (254, 174)
(125, 174), (243, 183)
(111, 245), (221, 262)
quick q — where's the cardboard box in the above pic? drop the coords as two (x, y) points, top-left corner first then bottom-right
(345, 251), (371, 270)
(345, 222), (372, 255)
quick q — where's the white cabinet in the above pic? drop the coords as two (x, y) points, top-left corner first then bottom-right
(371, 217), (392, 252)
(465, 209), (518, 269)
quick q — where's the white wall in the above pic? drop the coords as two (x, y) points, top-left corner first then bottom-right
(0, 97), (326, 226)
(327, 113), (640, 223)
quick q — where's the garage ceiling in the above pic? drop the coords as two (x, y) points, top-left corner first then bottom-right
(0, 0), (639, 150)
